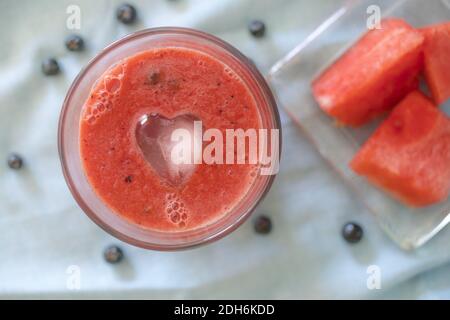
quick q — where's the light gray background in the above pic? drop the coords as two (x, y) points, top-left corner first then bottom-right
(0, 0), (450, 299)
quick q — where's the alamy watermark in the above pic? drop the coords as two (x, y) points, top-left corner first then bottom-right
(367, 5), (382, 30)
(66, 5), (81, 30)
(366, 265), (382, 290)
(66, 265), (81, 290)
(168, 121), (280, 176)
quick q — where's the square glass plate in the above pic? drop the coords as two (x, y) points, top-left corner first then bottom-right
(268, 0), (450, 250)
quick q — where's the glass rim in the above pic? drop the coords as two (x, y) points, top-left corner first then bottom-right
(58, 27), (282, 251)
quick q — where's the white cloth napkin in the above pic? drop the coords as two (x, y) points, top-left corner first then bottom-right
(1, 0), (450, 299)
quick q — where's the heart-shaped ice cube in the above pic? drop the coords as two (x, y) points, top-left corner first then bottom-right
(135, 113), (200, 186)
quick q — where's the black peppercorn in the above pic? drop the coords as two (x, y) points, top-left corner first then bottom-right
(116, 4), (137, 24)
(248, 20), (266, 38)
(104, 245), (124, 264)
(254, 215), (272, 234)
(65, 34), (84, 52)
(7, 153), (23, 170)
(41, 58), (60, 75)
(342, 222), (364, 244)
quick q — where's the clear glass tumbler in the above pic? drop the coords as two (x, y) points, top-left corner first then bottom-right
(58, 27), (281, 250)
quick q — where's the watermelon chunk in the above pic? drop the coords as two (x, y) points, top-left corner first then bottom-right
(350, 91), (450, 207)
(421, 22), (450, 105)
(312, 19), (424, 127)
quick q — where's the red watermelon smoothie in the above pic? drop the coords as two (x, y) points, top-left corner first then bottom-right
(59, 28), (280, 250)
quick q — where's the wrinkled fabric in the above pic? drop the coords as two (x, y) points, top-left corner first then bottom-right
(0, 0), (449, 299)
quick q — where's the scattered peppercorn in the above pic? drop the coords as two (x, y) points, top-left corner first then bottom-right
(104, 245), (124, 264)
(7, 153), (23, 170)
(65, 34), (84, 51)
(125, 175), (133, 183)
(248, 20), (266, 38)
(342, 222), (364, 244)
(41, 58), (60, 75)
(116, 3), (137, 24)
(254, 215), (272, 234)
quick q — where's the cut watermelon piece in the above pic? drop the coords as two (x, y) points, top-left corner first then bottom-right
(312, 18), (424, 127)
(350, 91), (450, 207)
(421, 22), (450, 105)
